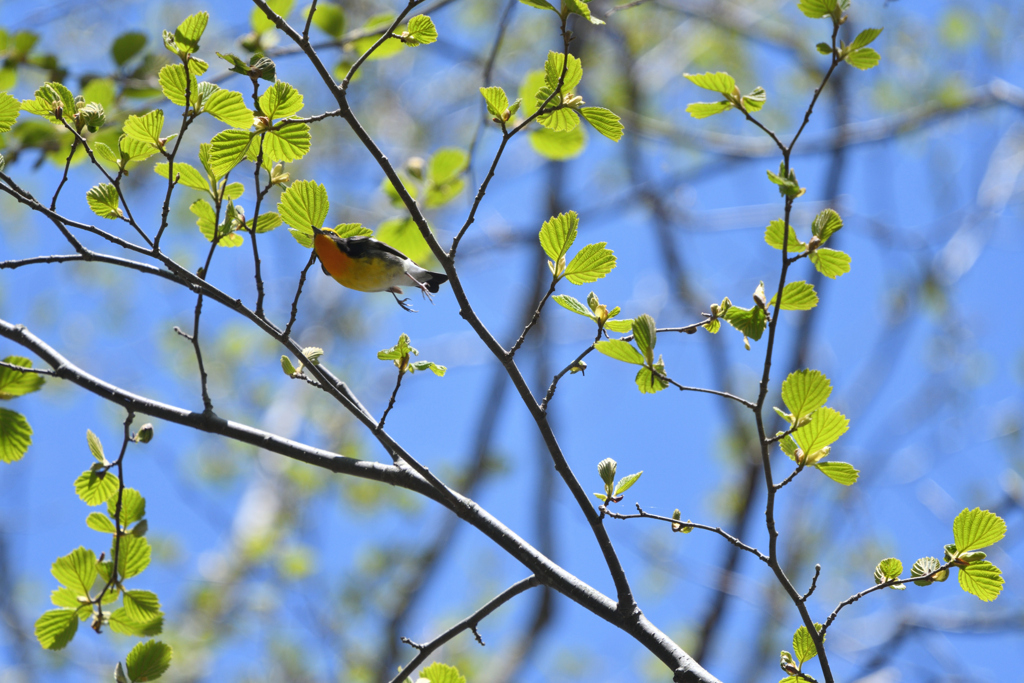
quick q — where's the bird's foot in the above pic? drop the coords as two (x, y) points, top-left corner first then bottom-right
(391, 290), (417, 312)
(407, 273), (435, 304)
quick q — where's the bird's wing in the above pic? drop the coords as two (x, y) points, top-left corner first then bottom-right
(344, 236), (410, 261)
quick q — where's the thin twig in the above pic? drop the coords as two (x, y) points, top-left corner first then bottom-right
(509, 277), (557, 356)
(377, 370), (405, 433)
(284, 251), (318, 339)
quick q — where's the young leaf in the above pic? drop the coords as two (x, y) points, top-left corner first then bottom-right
(845, 48), (880, 70)
(957, 561), (1003, 601)
(0, 92), (21, 132)
(519, 0), (557, 10)
(580, 107), (623, 141)
(594, 340), (645, 365)
(741, 87), (766, 112)
(635, 365), (670, 394)
(307, 3), (345, 37)
(112, 32), (147, 65)
(684, 101), (733, 119)
(604, 318), (634, 333)
(86, 429), (105, 463)
(417, 662), (465, 683)
(811, 208), (843, 243)
(850, 27), (883, 50)
(332, 223), (373, 239)
(173, 11), (209, 54)
(258, 81), (303, 120)
(117, 535), (152, 580)
(765, 219), (806, 252)
(792, 625), (819, 664)
(111, 488), (146, 526)
(722, 304), (767, 341)
(0, 356), (44, 398)
(797, 0), (845, 20)
(86, 184), (122, 220)
(260, 124), (311, 163)
(911, 556), (946, 586)
(632, 314), (656, 363)
(794, 406), (848, 454)
(782, 371), (831, 424)
(480, 86), (509, 118)
(769, 281), (818, 311)
(614, 471), (643, 496)
(539, 211), (578, 262)
(34, 609), (78, 650)
(683, 72), (736, 94)
(86, 511), (116, 533)
(157, 64), (198, 107)
(809, 248), (851, 279)
(404, 15), (438, 46)
(813, 461), (859, 486)
(953, 508), (1007, 552)
(409, 360), (447, 376)
(153, 162), (210, 192)
(126, 640), (173, 682)
(203, 89), (253, 129)
(0, 409), (32, 463)
(109, 607), (164, 637)
(543, 51), (583, 91)
(122, 590), (162, 623)
(208, 129), (255, 177)
(565, 243), (616, 284)
(564, 0), (605, 25)
(278, 180), (329, 248)
(122, 110), (164, 146)
(74, 467), (118, 506)
(552, 294), (591, 317)
(51, 547), (98, 596)
(535, 96), (580, 132)
(874, 557), (905, 588)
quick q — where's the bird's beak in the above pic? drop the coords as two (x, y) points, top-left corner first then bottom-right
(310, 226), (327, 236)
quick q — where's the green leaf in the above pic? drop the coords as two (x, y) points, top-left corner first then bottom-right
(519, 0), (557, 10)
(684, 72), (736, 94)
(565, 243), (616, 284)
(539, 211), (578, 262)
(635, 365), (670, 394)
(34, 609), (78, 650)
(375, 216), (433, 265)
(417, 662), (465, 683)
(119, 135), (159, 163)
(405, 15), (438, 45)
(845, 48), (880, 70)
(765, 219), (806, 252)
(911, 556), (944, 586)
(874, 557), (904, 588)
(259, 81), (303, 120)
(614, 471), (642, 496)
(157, 64), (198, 107)
(781, 370), (832, 423)
(579, 107), (623, 141)
(0, 92), (20, 133)
(552, 294), (591, 317)
(409, 360), (446, 376)
(529, 125), (587, 160)
(811, 208), (843, 243)
(122, 110), (164, 146)
(377, 333), (416, 362)
(126, 640), (172, 681)
(767, 169), (804, 198)
(632, 314), (656, 363)
(598, 458), (617, 485)
(0, 408), (32, 463)
(424, 147), (468, 207)
(204, 89), (253, 129)
(769, 281), (818, 311)
(154, 162), (209, 192)
(685, 101), (733, 119)
(117, 534), (152, 580)
(814, 461), (859, 486)
(352, 14), (406, 61)
(741, 87), (766, 113)
(544, 51), (583, 91)
(122, 590), (162, 623)
(332, 223), (373, 239)
(82, 78), (117, 111)
(86, 184), (122, 220)
(564, 0), (605, 24)
(307, 3), (345, 36)
(480, 86), (509, 118)
(809, 248), (851, 279)
(278, 180), (329, 248)
(594, 340), (645, 365)
(190, 199), (244, 247)
(208, 129), (255, 177)
(50, 586), (86, 611)
(794, 406), (848, 454)
(109, 607), (164, 637)
(250, 212), (282, 233)
(0, 356), (44, 398)
(51, 547), (98, 596)
(850, 27), (883, 50)
(112, 32), (147, 65)
(260, 124), (310, 163)
(778, 433), (799, 460)
(953, 508), (1007, 552)
(792, 625), (819, 663)
(172, 12), (209, 53)
(74, 466), (118, 506)
(110, 488), (146, 526)
(252, 0), (294, 33)
(86, 511), (116, 533)
(958, 561), (1003, 601)
(722, 304), (767, 341)
(535, 91), (580, 132)
(797, 0), (843, 20)
(604, 318), (634, 333)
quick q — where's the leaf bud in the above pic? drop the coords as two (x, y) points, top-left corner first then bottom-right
(587, 291), (600, 312)
(753, 281), (767, 311)
(710, 303), (720, 317)
(808, 235), (821, 252)
(569, 360), (587, 375)
(134, 423), (154, 444)
(597, 458), (617, 486)
(281, 355), (297, 376)
(254, 115), (272, 132)
(406, 156), (426, 179)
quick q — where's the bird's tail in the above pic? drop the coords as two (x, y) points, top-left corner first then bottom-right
(422, 271), (449, 293)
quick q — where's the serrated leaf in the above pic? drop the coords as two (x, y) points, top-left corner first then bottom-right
(249, 212), (282, 233)
(544, 51), (583, 91)
(409, 360), (446, 376)
(173, 11), (208, 54)
(34, 609), (78, 650)
(765, 219), (806, 252)
(614, 471), (642, 495)
(797, 0), (843, 20)
(110, 488), (146, 526)
(536, 92), (580, 132)
(126, 640), (172, 681)
(122, 110), (163, 145)
(480, 86), (509, 118)
(417, 662), (465, 683)
(154, 162), (209, 192)
(794, 406), (848, 454)
(722, 304), (767, 341)
(539, 211), (578, 262)
(604, 318), (634, 333)
(49, 586), (85, 611)
(778, 434), (799, 460)
(0, 92), (20, 133)
(953, 508), (1007, 552)
(0, 408), (32, 463)
(204, 89), (253, 128)
(635, 365), (670, 394)
(741, 87), (766, 112)
(158, 64), (198, 107)
(223, 182), (245, 200)
(850, 27), (883, 50)
(260, 123), (311, 163)
(278, 180), (329, 247)
(814, 461), (859, 486)
(845, 47), (880, 70)
(332, 223), (373, 238)
(75, 467), (118, 506)
(578, 106), (623, 141)
(519, 0), (557, 10)
(86, 511), (116, 533)
(594, 339), (645, 365)
(0, 356), (44, 398)
(704, 318), (721, 334)
(811, 208), (843, 243)
(86, 184), (122, 220)
(911, 556), (943, 585)
(781, 370), (832, 423)
(259, 81), (303, 120)
(874, 557), (904, 588)
(684, 71), (736, 94)
(792, 625), (819, 663)
(405, 15), (438, 45)
(769, 281), (818, 311)
(377, 333), (416, 362)
(809, 248), (851, 279)
(117, 535), (152, 580)
(632, 314), (656, 363)
(51, 547), (98, 596)
(552, 294), (592, 317)
(119, 135), (158, 163)
(958, 561), (1003, 601)
(684, 101), (731, 120)
(123, 590), (162, 623)
(529, 125), (587, 160)
(208, 128), (255, 177)
(109, 608), (164, 637)
(565, 243), (616, 284)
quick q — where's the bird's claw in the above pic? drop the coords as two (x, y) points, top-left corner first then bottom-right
(392, 291), (417, 312)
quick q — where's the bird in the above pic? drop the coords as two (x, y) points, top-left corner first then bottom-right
(311, 226), (449, 312)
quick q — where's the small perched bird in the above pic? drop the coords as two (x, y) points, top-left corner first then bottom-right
(311, 227), (448, 312)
